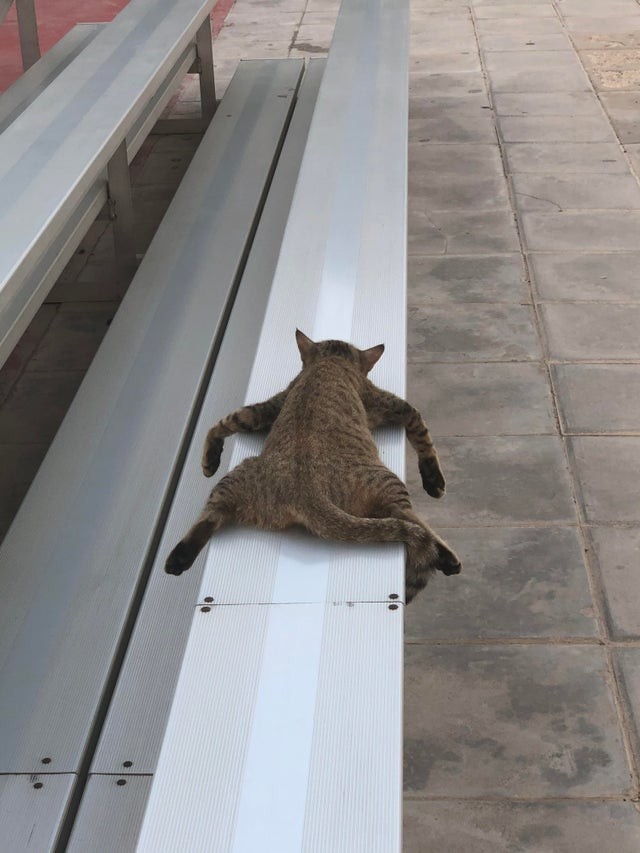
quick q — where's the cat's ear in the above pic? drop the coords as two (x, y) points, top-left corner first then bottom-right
(295, 329), (316, 362)
(361, 343), (385, 372)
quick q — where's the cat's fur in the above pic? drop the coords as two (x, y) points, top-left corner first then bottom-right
(166, 330), (461, 602)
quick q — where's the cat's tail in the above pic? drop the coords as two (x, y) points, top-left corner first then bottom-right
(309, 500), (423, 546)
(307, 499), (461, 582)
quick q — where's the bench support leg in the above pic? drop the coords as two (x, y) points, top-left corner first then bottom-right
(16, 0), (41, 70)
(196, 15), (216, 123)
(107, 141), (138, 284)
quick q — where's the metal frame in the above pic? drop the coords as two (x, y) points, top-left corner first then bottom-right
(15, 0), (40, 69)
(0, 0), (41, 71)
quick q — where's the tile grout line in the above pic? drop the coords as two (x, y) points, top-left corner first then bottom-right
(470, 0), (640, 799)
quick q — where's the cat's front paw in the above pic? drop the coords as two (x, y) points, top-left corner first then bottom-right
(165, 541), (196, 576)
(419, 458), (446, 499)
(202, 437), (224, 477)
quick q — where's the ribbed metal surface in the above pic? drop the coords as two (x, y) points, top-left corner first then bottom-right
(0, 773), (75, 851)
(137, 605), (272, 852)
(66, 775), (152, 853)
(90, 59), (323, 776)
(0, 59), (303, 775)
(301, 605), (404, 852)
(0, 24), (104, 133)
(137, 604), (402, 853)
(139, 0), (408, 848)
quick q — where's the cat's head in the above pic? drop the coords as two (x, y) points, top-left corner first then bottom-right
(295, 329), (384, 375)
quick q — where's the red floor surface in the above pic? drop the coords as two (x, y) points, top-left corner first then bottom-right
(0, 0), (235, 93)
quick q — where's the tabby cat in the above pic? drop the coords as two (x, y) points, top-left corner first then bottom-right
(166, 330), (461, 602)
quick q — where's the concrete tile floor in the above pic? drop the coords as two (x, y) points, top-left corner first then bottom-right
(1, 0), (640, 848)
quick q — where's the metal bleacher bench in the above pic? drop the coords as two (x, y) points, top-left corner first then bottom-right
(0, 0), (217, 370)
(0, 0), (408, 849)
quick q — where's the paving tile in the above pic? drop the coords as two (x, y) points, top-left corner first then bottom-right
(493, 90), (603, 116)
(52, 220), (111, 287)
(571, 31), (640, 50)
(521, 211), (640, 251)
(615, 647), (640, 767)
(552, 364), (640, 434)
(479, 32), (574, 51)
(408, 304), (540, 362)
(404, 644), (631, 797)
(26, 303), (118, 373)
(407, 254), (529, 303)
(475, 17), (567, 36)
(409, 145), (507, 209)
(407, 435), (576, 525)
(512, 174), (640, 212)
(409, 97), (495, 142)
(484, 49), (583, 73)
(559, 0), (640, 13)
(530, 252), (640, 301)
(599, 91), (640, 142)
(563, 16), (640, 34)
(488, 66), (591, 92)
(403, 800), (640, 853)
(0, 444), (48, 542)
(408, 207), (520, 254)
(407, 362), (555, 435)
(568, 436), (640, 523)
(475, 4), (557, 18)
(504, 142), (628, 173)
(405, 527), (595, 639)
(542, 303), (640, 360)
(582, 48), (640, 71)
(408, 48), (481, 73)
(0, 305), (57, 405)
(590, 527), (640, 639)
(135, 150), (194, 187)
(409, 71), (486, 98)
(499, 114), (616, 142)
(0, 371), (84, 445)
(588, 67), (640, 92)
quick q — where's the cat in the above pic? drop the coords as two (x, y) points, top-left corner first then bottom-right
(165, 329), (461, 602)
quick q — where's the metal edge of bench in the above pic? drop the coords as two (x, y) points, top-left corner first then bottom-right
(64, 60), (327, 853)
(0, 24), (105, 133)
(0, 59), (304, 850)
(0, 39), (197, 368)
(137, 0), (409, 847)
(0, 0), (216, 363)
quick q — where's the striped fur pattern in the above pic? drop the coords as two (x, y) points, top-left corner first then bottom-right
(166, 330), (461, 602)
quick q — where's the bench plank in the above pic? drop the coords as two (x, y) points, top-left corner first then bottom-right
(137, 0), (409, 849)
(0, 775), (75, 852)
(0, 59), (303, 783)
(0, 24), (103, 133)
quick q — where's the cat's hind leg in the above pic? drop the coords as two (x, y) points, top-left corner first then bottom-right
(165, 459), (258, 575)
(365, 479), (461, 602)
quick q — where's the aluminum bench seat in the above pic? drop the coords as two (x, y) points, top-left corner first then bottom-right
(136, 0), (410, 849)
(0, 58), (304, 851)
(0, 0), (217, 369)
(0, 24), (104, 133)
